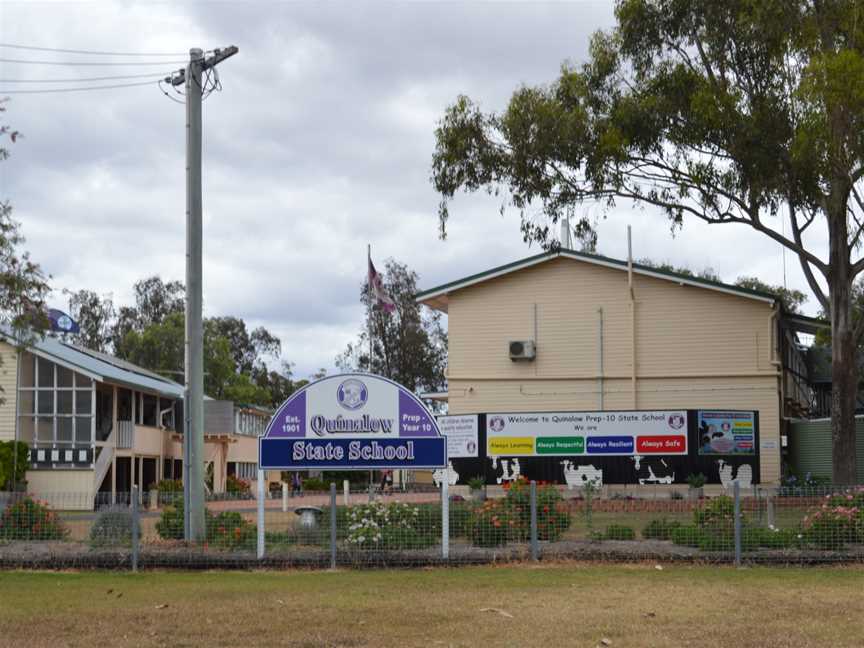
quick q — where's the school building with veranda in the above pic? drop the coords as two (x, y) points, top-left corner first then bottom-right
(0, 329), (280, 508)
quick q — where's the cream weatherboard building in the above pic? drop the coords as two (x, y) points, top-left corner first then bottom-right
(418, 249), (818, 487)
(0, 330), (277, 507)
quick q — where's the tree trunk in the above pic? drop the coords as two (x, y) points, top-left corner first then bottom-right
(828, 211), (858, 485)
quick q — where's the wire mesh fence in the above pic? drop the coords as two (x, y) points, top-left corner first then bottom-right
(1, 479), (863, 569)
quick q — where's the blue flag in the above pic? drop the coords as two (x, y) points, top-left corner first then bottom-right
(47, 309), (80, 334)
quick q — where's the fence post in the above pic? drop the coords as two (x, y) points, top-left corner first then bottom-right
(442, 479), (450, 560)
(330, 482), (337, 570)
(130, 484), (139, 572)
(343, 480), (350, 506)
(767, 496), (775, 528)
(733, 479), (741, 567)
(282, 482), (288, 512)
(530, 480), (538, 561)
(257, 469), (265, 560)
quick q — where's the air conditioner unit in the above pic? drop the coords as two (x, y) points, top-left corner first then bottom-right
(509, 340), (536, 361)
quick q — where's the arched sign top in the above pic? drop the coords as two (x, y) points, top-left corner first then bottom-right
(259, 373), (446, 470)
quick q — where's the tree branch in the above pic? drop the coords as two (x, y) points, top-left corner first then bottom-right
(790, 205), (830, 311)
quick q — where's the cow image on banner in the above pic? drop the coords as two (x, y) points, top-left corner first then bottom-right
(561, 461), (603, 489)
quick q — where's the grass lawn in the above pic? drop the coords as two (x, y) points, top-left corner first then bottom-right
(0, 564), (862, 647)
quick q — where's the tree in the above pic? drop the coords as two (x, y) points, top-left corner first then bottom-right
(432, 1), (864, 483)
(64, 289), (115, 351)
(337, 259), (447, 395)
(117, 312), (241, 399)
(734, 277), (808, 315)
(636, 258), (809, 313)
(111, 276), (184, 353)
(636, 258), (721, 282)
(208, 316), (281, 374)
(0, 105), (50, 409)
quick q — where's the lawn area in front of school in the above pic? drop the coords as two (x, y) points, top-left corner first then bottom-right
(0, 563), (862, 648)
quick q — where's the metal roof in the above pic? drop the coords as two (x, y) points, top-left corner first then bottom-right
(415, 248), (779, 312)
(1, 328), (185, 398)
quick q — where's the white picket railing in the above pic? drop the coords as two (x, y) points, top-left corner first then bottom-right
(117, 420), (135, 449)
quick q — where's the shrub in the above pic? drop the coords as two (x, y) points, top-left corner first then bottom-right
(671, 525), (705, 548)
(750, 526), (801, 550)
(825, 490), (864, 509)
(694, 496), (735, 527)
(90, 506), (140, 547)
(153, 479), (183, 504)
(0, 497), (67, 541)
(345, 501), (437, 550)
(207, 510), (256, 550)
(155, 502), (185, 540)
(469, 499), (522, 547)
(642, 518), (683, 541)
(778, 473), (832, 497)
(226, 474), (251, 496)
(687, 473), (706, 489)
(155, 501), (257, 550)
(467, 476), (486, 490)
(449, 503), (473, 537)
(604, 524), (636, 540)
(803, 504), (861, 550)
(503, 478), (571, 542)
(0, 441), (28, 490)
(301, 478), (329, 492)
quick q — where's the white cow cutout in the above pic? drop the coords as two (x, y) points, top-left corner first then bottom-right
(561, 461), (603, 489)
(717, 460), (753, 489)
(432, 461), (460, 487)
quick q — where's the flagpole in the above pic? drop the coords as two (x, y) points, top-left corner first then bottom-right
(367, 243), (374, 494)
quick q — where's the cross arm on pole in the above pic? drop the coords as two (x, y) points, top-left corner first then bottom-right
(165, 45), (239, 86)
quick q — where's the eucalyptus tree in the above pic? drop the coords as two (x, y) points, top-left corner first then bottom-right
(432, 0), (864, 483)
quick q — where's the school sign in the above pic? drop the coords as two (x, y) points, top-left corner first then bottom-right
(259, 374), (447, 470)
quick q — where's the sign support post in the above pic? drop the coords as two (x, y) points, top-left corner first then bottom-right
(330, 482), (337, 570)
(257, 469), (265, 559)
(441, 479), (449, 560)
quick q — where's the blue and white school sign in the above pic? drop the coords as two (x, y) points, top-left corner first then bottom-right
(258, 374), (447, 470)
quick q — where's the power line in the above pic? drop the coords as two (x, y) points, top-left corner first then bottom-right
(0, 57), (187, 66)
(0, 43), (187, 56)
(0, 80), (159, 93)
(0, 72), (173, 83)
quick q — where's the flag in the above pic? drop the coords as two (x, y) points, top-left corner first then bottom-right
(47, 308), (80, 334)
(368, 257), (396, 313)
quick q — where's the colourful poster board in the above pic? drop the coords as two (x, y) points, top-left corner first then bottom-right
(484, 410), (688, 457)
(697, 410), (755, 455)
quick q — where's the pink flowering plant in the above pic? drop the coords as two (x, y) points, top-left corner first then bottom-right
(802, 491), (864, 550)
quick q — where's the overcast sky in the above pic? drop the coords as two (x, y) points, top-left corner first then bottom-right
(1, 1), (827, 379)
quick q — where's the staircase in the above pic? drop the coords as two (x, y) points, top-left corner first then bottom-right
(93, 427), (115, 502)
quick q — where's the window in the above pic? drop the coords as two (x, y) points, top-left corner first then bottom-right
(142, 393), (157, 427)
(233, 462), (258, 480)
(17, 352), (94, 450)
(117, 388), (132, 422)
